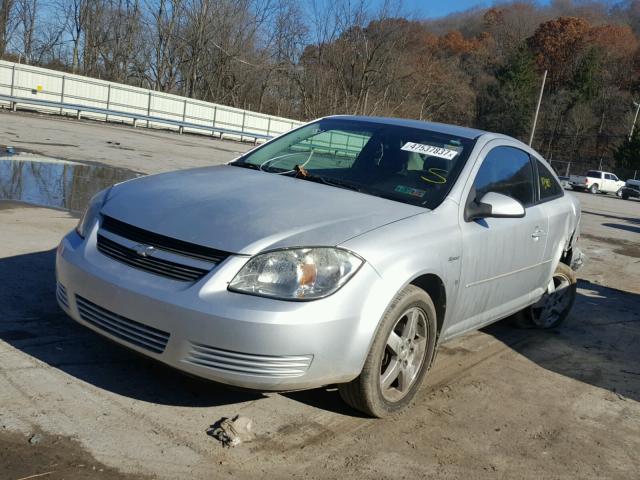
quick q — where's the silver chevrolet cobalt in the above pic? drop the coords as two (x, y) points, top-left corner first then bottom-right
(56, 116), (582, 417)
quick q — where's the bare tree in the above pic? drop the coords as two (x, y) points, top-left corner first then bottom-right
(0, 0), (15, 56)
(57, 0), (90, 72)
(15, 0), (37, 62)
(143, 0), (184, 91)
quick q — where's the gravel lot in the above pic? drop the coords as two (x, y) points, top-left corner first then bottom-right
(1, 110), (639, 479)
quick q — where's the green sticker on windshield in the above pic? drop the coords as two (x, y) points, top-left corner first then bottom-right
(394, 185), (426, 198)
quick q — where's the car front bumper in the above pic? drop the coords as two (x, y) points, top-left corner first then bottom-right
(55, 227), (381, 391)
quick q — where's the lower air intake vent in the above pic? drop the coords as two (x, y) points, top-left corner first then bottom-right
(76, 296), (170, 354)
(56, 282), (69, 309)
(185, 342), (312, 378)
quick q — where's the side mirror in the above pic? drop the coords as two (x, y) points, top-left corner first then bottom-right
(465, 192), (525, 222)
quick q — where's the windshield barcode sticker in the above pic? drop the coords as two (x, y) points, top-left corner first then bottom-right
(401, 142), (458, 160)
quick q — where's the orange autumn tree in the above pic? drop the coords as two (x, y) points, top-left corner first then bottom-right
(527, 17), (591, 89)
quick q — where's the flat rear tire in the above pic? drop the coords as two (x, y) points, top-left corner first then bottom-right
(516, 262), (577, 329)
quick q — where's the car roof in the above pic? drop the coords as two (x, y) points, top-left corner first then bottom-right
(324, 115), (489, 140)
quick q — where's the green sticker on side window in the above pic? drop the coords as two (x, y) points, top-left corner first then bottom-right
(394, 185), (426, 198)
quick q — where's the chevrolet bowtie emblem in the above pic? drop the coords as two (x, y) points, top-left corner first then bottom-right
(133, 244), (155, 257)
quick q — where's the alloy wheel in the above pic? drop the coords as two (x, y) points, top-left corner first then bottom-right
(379, 307), (428, 402)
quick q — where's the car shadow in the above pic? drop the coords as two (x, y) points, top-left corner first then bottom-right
(582, 209), (640, 225)
(0, 248), (263, 407)
(484, 279), (640, 403)
(602, 222), (640, 234)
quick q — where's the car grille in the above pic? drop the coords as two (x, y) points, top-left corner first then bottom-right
(97, 234), (209, 282)
(101, 215), (229, 263)
(56, 282), (69, 309)
(76, 295), (170, 354)
(184, 342), (313, 378)
(97, 215), (231, 282)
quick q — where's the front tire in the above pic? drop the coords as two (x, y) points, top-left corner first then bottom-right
(338, 285), (437, 417)
(616, 188), (623, 198)
(589, 184), (599, 194)
(517, 262), (577, 329)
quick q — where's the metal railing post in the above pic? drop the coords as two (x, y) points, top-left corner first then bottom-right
(212, 106), (218, 137)
(10, 64), (15, 96)
(105, 84), (111, 122)
(146, 91), (152, 128)
(60, 75), (65, 115)
(180, 99), (187, 134)
(241, 111), (246, 142)
(266, 117), (271, 137)
(10, 64), (16, 111)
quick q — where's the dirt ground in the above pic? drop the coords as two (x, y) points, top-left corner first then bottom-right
(1, 111), (639, 479)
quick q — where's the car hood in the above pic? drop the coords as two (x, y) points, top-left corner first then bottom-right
(101, 165), (426, 255)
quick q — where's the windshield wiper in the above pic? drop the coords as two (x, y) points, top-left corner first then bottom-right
(283, 167), (364, 193)
(319, 177), (364, 192)
(229, 162), (260, 170)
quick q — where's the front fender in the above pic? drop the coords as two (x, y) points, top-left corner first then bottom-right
(341, 203), (462, 370)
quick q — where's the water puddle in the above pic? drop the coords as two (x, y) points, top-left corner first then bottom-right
(0, 154), (139, 212)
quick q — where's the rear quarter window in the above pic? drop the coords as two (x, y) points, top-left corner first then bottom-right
(536, 160), (563, 201)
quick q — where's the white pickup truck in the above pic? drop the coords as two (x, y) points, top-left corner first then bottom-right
(568, 170), (626, 195)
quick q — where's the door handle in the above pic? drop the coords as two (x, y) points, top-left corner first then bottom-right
(531, 228), (546, 239)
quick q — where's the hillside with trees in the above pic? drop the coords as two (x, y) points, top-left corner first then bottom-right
(1, 0), (639, 174)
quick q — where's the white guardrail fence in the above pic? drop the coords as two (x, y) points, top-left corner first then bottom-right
(0, 59), (304, 142)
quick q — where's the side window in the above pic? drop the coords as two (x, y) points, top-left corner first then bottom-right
(536, 159), (563, 200)
(605, 173), (613, 180)
(473, 146), (534, 206)
(611, 174), (619, 182)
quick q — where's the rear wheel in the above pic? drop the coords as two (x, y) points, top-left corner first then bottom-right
(338, 285), (437, 417)
(517, 262), (577, 329)
(589, 184), (599, 194)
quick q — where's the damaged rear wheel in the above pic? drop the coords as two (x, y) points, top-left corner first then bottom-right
(517, 262), (577, 329)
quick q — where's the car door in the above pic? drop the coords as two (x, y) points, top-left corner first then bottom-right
(452, 144), (549, 335)
(603, 173), (614, 192)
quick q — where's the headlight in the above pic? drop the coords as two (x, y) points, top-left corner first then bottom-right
(229, 248), (363, 300)
(75, 187), (111, 238)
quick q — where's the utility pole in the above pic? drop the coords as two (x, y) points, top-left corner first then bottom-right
(629, 101), (640, 141)
(529, 70), (548, 147)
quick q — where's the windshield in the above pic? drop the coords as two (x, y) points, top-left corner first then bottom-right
(231, 118), (476, 209)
